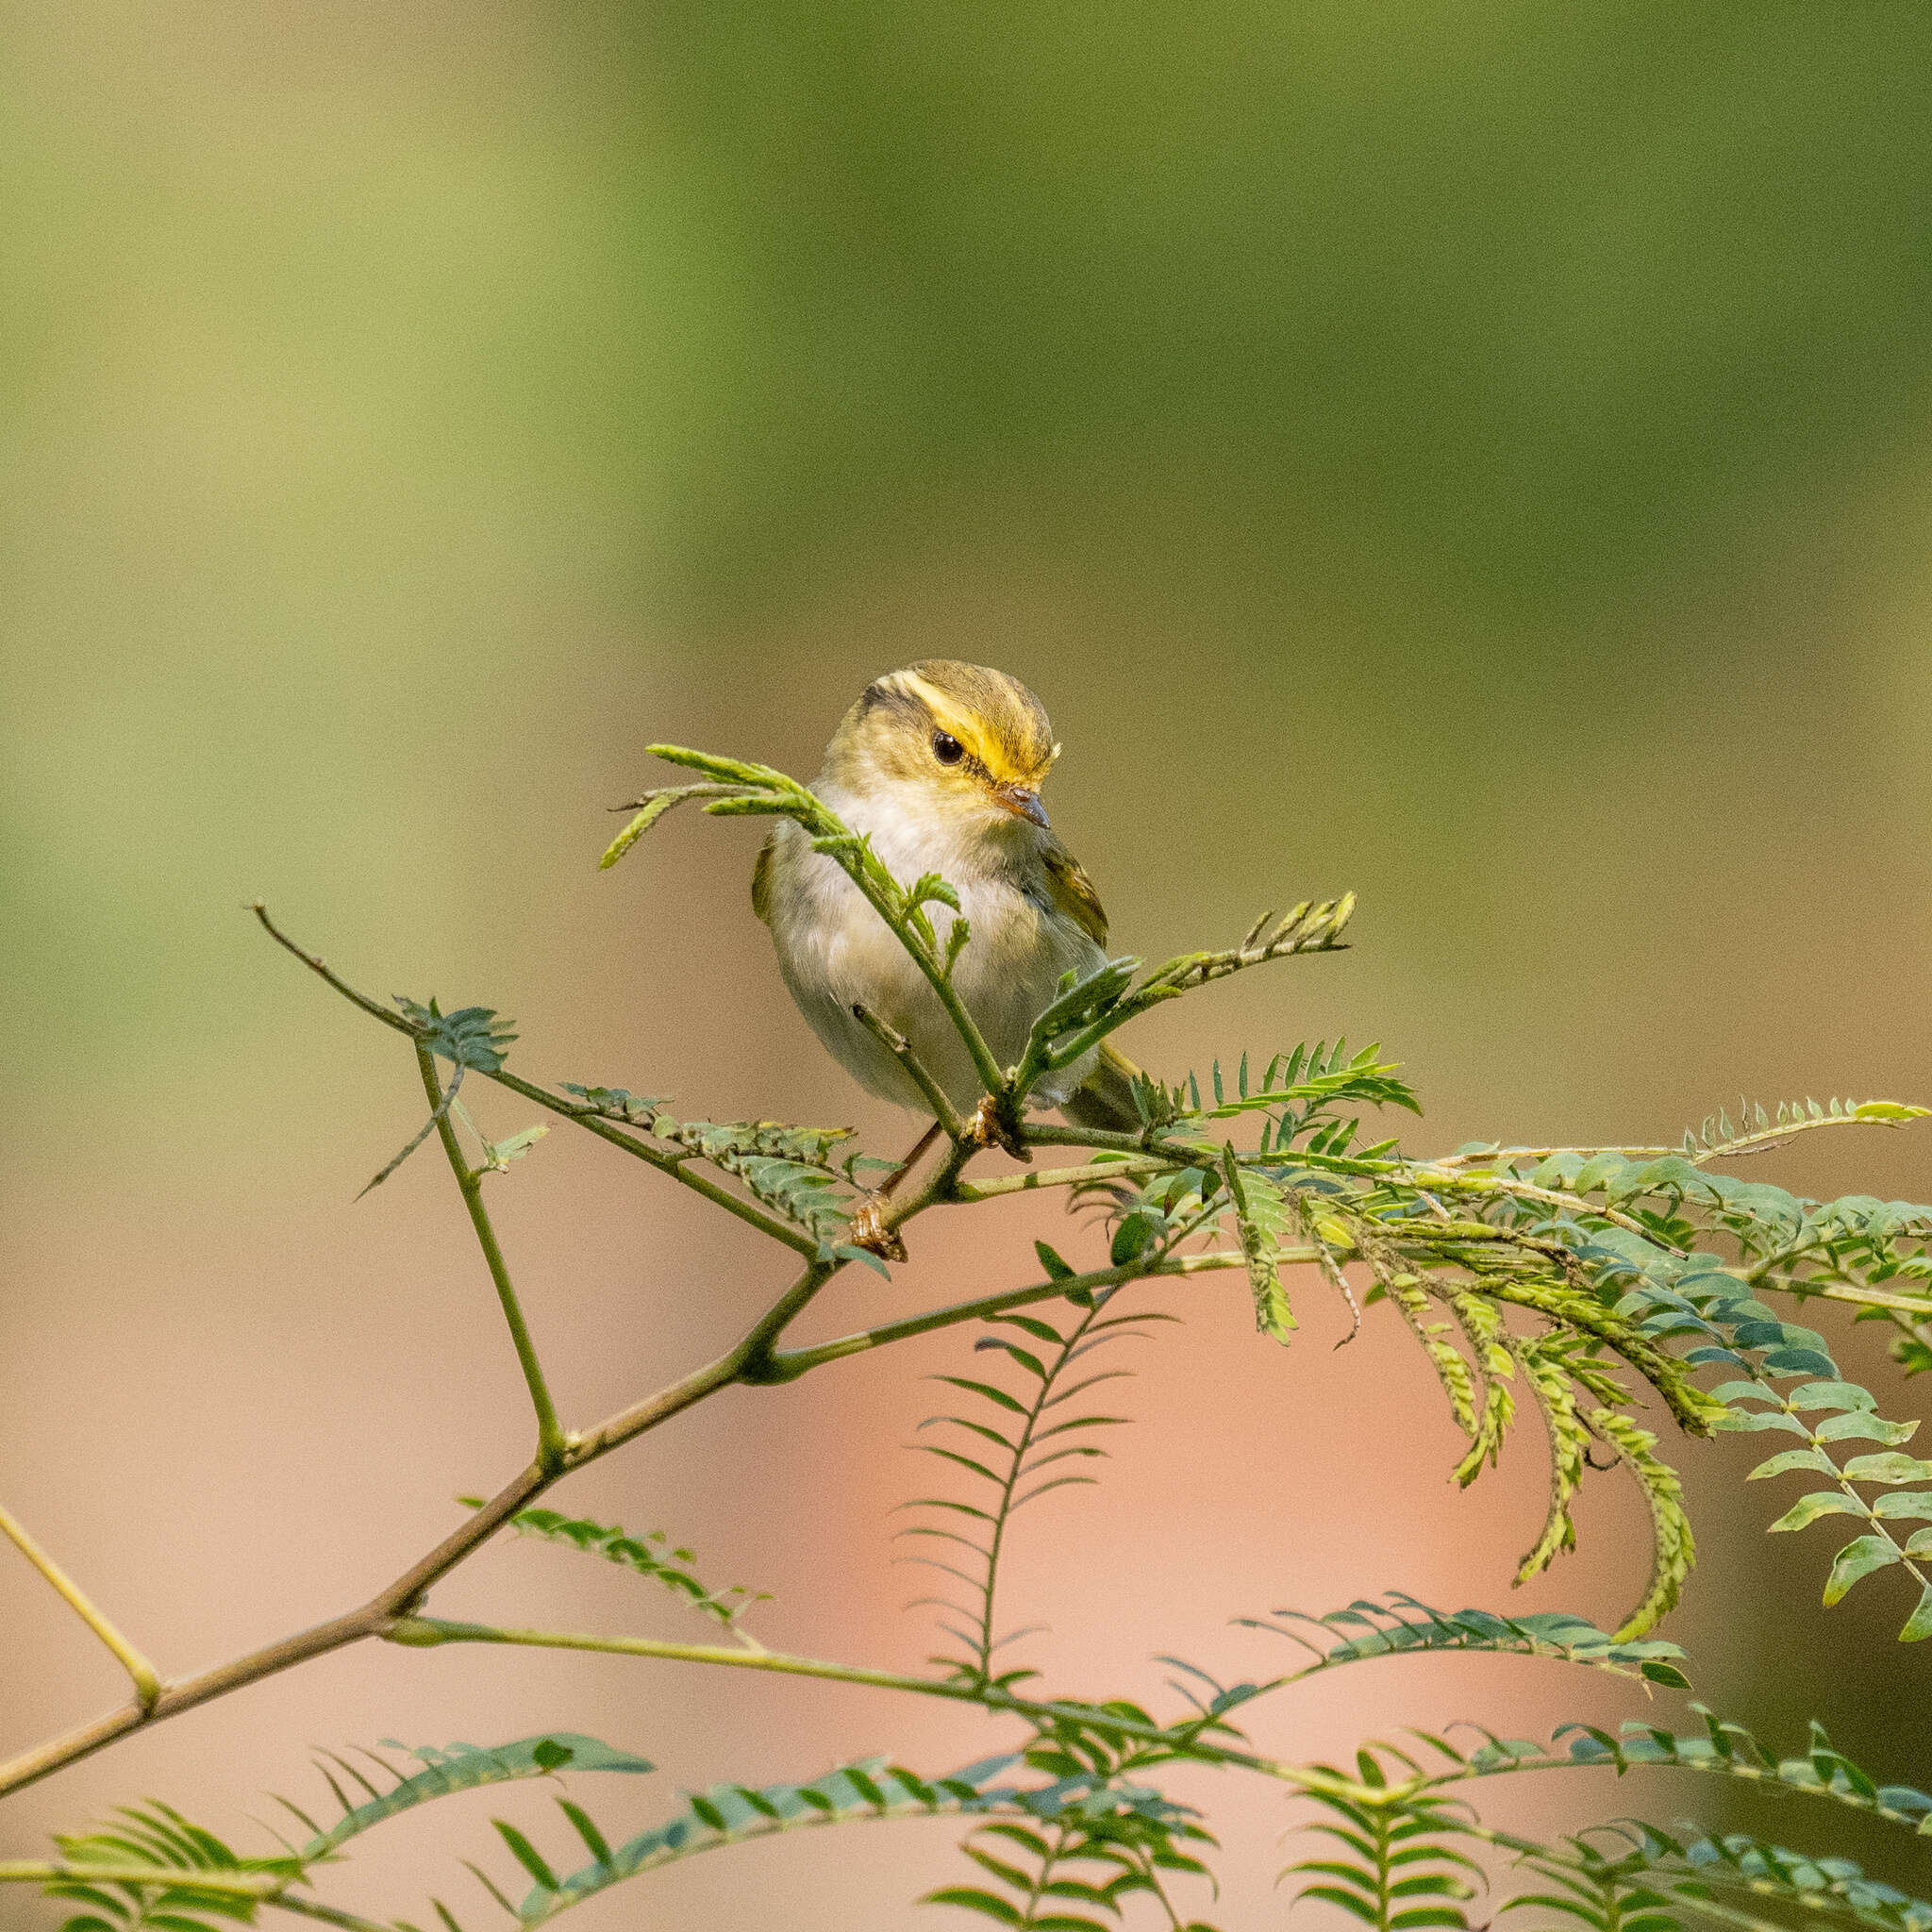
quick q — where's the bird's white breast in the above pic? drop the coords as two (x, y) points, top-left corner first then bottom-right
(760, 781), (1105, 1115)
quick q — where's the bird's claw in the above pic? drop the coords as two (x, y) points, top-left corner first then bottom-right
(966, 1093), (1031, 1161)
(848, 1194), (908, 1262)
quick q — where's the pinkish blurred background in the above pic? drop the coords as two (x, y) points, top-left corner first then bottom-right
(3, 3), (1930, 1925)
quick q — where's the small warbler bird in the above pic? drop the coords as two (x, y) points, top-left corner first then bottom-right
(753, 661), (1141, 1158)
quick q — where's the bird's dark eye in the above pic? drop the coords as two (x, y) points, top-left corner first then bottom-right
(931, 731), (964, 765)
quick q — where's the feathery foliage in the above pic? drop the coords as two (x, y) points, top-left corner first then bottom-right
(289, 1736), (657, 1858)
(459, 1502), (771, 1635)
(43, 1807), (292, 1932)
(906, 1282), (1172, 1688)
(425, 1756), (1124, 1928)
(1505, 1824), (1932, 1932)
(1237, 1596), (1690, 1690)
(558, 1085), (891, 1264)
(10, 743), (1930, 1932)
(1288, 1777), (1481, 1932)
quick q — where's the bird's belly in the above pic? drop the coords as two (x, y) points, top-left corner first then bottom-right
(774, 864), (1100, 1114)
(948, 898), (1101, 1105)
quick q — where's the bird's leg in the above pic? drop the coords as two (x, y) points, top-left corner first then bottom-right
(847, 1119), (944, 1260)
(873, 1118), (943, 1202)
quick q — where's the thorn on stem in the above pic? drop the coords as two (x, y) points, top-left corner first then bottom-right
(967, 1093), (1030, 1162)
(848, 1196), (908, 1263)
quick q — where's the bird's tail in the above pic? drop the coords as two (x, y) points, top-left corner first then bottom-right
(1059, 1041), (1148, 1137)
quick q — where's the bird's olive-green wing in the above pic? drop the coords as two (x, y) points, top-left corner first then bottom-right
(1038, 838), (1108, 946)
(751, 828), (777, 924)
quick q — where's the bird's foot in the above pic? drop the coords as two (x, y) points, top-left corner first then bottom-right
(848, 1194), (908, 1263)
(966, 1093), (1031, 1162)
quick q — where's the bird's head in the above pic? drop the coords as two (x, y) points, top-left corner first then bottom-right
(822, 660), (1060, 831)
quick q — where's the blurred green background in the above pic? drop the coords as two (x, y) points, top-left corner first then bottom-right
(3, 2), (1930, 1924)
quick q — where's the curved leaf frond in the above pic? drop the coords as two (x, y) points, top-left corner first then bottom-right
(1238, 1595), (1689, 1690)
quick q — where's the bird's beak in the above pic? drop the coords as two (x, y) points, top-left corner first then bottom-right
(993, 783), (1050, 828)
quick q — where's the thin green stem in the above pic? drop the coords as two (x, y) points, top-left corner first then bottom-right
(263, 1898), (401, 1932)
(1009, 1127), (1680, 1251)
(253, 902), (816, 1257)
(1441, 1815), (1897, 1932)
(1021, 1822), (1070, 1923)
(972, 1293), (1109, 1681)
(980, 1146), (1932, 1322)
(1407, 1742), (1932, 1833)
(418, 1046), (568, 1474)
(920, 960), (1008, 1102)
(849, 1000), (966, 1140)
(383, 1615), (1352, 1794)
(764, 1251), (1253, 1378)
(0, 1863), (284, 1894)
(958, 1158), (1170, 1201)
(1429, 1109), (1926, 1173)
(0, 1868), (393, 1932)
(0, 1250), (843, 1799)
(1773, 1278), (1932, 1318)
(656, 758), (1007, 1099)
(0, 1501), (160, 1711)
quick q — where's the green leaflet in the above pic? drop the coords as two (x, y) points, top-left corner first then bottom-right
(1451, 1294), (1515, 1488)
(1842, 1454), (1932, 1486)
(1502, 1821), (1932, 1932)
(559, 1087), (865, 1249)
(353, 998), (522, 1194)
(396, 999), (518, 1074)
(1240, 1595), (1689, 1689)
(475, 1504), (770, 1631)
(1514, 1342), (1591, 1584)
(517, 1759), (983, 1920)
(300, 1738), (656, 1857)
(1589, 1410), (1694, 1639)
(1175, 1041), (1421, 1131)
(1814, 1413), (1921, 1445)
(1222, 1147), (1296, 1342)
(1379, 1272), (1480, 1437)
(477, 1757), (1194, 1927)
(1012, 908), (1356, 1099)
(1750, 1446), (1840, 1479)
(1527, 1824), (1932, 1932)
(596, 791), (684, 869)
(1769, 1493), (1864, 1532)
(1824, 1535), (1901, 1607)
(1434, 1707), (1932, 1838)
(1288, 1773), (1479, 1932)
(1903, 1584), (1932, 1643)
(908, 1291), (1167, 1686)
(46, 1804), (294, 1932)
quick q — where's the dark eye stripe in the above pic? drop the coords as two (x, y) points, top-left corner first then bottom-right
(931, 731), (965, 765)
